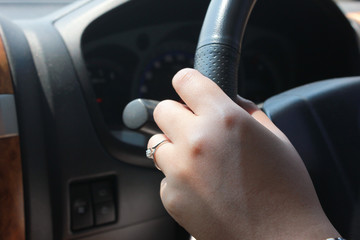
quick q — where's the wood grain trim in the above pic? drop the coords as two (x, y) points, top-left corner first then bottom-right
(0, 37), (13, 94)
(0, 137), (25, 240)
(0, 35), (25, 239)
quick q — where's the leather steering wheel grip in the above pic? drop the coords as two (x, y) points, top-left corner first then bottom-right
(194, 0), (257, 100)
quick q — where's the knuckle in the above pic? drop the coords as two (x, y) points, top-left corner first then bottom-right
(222, 110), (239, 129)
(213, 106), (241, 130)
(186, 132), (208, 158)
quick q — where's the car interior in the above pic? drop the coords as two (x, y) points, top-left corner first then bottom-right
(0, 0), (360, 239)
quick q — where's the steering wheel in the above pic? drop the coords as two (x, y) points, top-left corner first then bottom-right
(123, 0), (256, 132)
(194, 0), (256, 99)
(123, 0), (360, 238)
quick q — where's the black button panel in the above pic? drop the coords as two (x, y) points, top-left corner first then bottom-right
(70, 177), (116, 231)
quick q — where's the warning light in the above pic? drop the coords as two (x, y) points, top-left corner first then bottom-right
(96, 98), (103, 103)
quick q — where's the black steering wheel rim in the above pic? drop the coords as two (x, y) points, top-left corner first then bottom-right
(194, 0), (257, 99)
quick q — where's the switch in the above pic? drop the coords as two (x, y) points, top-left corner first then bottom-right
(70, 184), (94, 230)
(91, 180), (116, 226)
(94, 200), (116, 225)
(91, 181), (113, 203)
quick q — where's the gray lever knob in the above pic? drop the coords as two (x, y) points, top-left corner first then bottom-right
(122, 99), (161, 134)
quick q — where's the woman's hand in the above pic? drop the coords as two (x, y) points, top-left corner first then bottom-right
(148, 68), (339, 240)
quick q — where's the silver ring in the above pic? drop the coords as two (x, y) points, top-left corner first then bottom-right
(146, 139), (168, 160)
(146, 139), (168, 170)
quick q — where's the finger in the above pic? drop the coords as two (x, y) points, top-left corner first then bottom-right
(236, 95), (290, 143)
(147, 134), (175, 173)
(153, 99), (194, 142)
(235, 95), (259, 114)
(160, 177), (168, 200)
(159, 177), (179, 220)
(172, 68), (233, 115)
(147, 133), (170, 149)
(251, 109), (290, 143)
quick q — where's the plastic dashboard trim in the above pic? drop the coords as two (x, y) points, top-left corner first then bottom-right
(54, 0), (154, 168)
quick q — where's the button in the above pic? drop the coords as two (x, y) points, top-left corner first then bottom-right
(70, 184), (94, 230)
(94, 200), (116, 225)
(91, 181), (113, 203)
(73, 198), (89, 215)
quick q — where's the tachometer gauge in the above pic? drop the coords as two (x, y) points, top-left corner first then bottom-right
(137, 50), (194, 100)
(87, 58), (132, 129)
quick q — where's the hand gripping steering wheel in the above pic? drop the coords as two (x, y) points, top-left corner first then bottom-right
(123, 0), (256, 133)
(122, 1), (360, 238)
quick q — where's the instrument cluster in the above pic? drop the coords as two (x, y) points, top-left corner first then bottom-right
(82, 21), (296, 131)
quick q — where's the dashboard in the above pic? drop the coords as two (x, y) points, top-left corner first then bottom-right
(81, 0), (360, 148)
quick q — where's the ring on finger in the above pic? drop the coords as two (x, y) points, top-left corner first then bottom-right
(146, 139), (168, 170)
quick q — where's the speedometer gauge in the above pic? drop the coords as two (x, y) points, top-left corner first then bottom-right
(137, 50), (194, 100)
